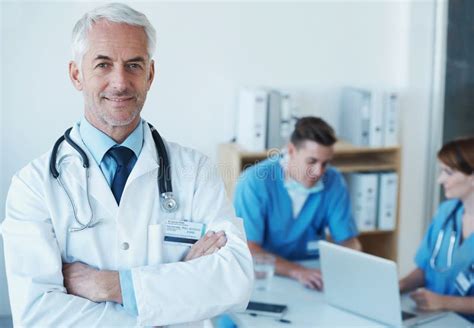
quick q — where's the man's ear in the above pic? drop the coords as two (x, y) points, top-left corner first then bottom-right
(69, 61), (83, 91)
(288, 142), (296, 157)
(146, 59), (155, 90)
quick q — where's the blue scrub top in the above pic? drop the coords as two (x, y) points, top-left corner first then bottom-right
(415, 199), (474, 322)
(234, 158), (358, 261)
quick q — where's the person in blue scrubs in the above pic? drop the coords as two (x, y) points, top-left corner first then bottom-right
(234, 117), (361, 290)
(399, 137), (474, 322)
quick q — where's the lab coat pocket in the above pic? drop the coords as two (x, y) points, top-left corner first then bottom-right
(147, 224), (163, 265)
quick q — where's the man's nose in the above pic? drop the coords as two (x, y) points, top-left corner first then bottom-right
(109, 67), (128, 92)
(312, 163), (323, 177)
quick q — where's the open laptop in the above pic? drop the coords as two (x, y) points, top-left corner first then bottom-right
(319, 241), (446, 327)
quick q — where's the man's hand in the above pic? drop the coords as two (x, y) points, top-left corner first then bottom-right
(184, 230), (227, 261)
(289, 267), (323, 290)
(410, 288), (446, 311)
(63, 262), (122, 304)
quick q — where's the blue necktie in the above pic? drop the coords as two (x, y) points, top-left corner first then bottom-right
(108, 146), (135, 204)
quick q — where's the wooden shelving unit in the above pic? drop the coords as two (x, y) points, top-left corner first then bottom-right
(217, 141), (402, 261)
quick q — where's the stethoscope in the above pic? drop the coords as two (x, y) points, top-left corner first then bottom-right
(429, 201), (462, 272)
(49, 123), (178, 233)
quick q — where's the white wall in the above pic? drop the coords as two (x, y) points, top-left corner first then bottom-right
(0, 0), (7, 317)
(397, 0), (439, 277)
(0, 1), (438, 316)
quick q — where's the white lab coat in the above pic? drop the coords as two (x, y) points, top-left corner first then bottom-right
(1, 122), (253, 327)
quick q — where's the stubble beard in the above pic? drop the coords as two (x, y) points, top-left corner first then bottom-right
(86, 94), (145, 129)
(100, 106), (142, 127)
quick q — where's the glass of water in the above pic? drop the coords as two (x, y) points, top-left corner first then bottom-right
(253, 253), (275, 291)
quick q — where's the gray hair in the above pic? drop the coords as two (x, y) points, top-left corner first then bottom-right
(71, 3), (156, 67)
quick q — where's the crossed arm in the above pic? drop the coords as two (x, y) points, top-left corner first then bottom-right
(4, 155), (252, 326)
(63, 230), (228, 304)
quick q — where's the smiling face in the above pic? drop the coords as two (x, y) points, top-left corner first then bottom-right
(287, 140), (334, 188)
(438, 161), (474, 200)
(69, 20), (154, 135)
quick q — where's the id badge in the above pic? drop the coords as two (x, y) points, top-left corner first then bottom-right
(306, 240), (320, 256)
(455, 264), (474, 296)
(164, 219), (206, 246)
(455, 271), (470, 296)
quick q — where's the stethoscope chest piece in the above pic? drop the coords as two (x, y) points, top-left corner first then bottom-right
(161, 192), (178, 212)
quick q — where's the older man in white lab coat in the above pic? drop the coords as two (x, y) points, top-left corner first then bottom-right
(1, 3), (253, 327)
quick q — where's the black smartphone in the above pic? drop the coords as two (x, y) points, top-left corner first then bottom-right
(246, 301), (288, 317)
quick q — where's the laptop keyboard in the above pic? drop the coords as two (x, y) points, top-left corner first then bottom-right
(402, 311), (417, 321)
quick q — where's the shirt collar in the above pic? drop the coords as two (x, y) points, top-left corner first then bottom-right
(79, 117), (144, 165)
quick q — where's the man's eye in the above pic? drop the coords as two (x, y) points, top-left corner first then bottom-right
(96, 63), (109, 69)
(128, 63), (142, 70)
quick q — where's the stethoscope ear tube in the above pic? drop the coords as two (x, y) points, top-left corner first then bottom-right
(50, 127), (89, 178)
(148, 123), (178, 212)
(430, 230), (445, 271)
(64, 127), (89, 168)
(429, 201), (462, 272)
(148, 123), (172, 194)
(50, 135), (66, 178)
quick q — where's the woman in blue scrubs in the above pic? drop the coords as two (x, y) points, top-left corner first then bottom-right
(399, 137), (474, 322)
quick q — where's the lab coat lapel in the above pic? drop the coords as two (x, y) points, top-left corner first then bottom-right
(64, 125), (119, 217)
(125, 123), (159, 187)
